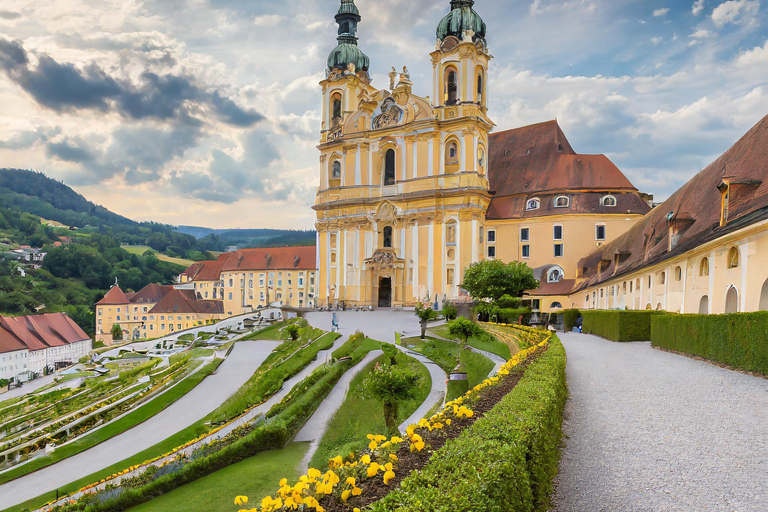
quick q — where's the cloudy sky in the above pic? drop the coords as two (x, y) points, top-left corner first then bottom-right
(0, 0), (766, 229)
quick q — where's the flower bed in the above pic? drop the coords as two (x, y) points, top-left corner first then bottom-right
(230, 326), (564, 512)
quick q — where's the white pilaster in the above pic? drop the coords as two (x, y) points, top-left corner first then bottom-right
(427, 138), (434, 177)
(412, 223), (419, 299)
(428, 222), (434, 298)
(740, 241), (748, 311)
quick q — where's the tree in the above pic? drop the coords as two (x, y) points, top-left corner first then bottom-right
(362, 364), (420, 434)
(447, 317), (483, 349)
(442, 300), (458, 320)
(284, 324), (300, 341)
(111, 323), (123, 341)
(461, 259), (538, 302)
(414, 302), (437, 339)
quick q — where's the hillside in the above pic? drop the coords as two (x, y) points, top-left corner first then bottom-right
(179, 226), (316, 250)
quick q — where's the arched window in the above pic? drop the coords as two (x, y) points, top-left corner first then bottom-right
(550, 302), (563, 309)
(675, 266), (682, 281)
(384, 149), (396, 185)
(727, 246), (739, 268)
(725, 285), (739, 313)
(554, 196), (570, 208)
(332, 97), (341, 119)
(476, 72), (483, 104)
(700, 257), (709, 276)
(331, 160), (341, 179)
(446, 141), (459, 162)
(383, 226), (393, 248)
(477, 146), (485, 172)
(547, 267), (564, 283)
(659, 271), (666, 284)
(698, 295), (709, 314)
(601, 195), (617, 207)
(445, 68), (458, 105)
(526, 198), (540, 210)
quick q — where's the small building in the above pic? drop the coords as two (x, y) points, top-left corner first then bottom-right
(0, 313), (91, 380)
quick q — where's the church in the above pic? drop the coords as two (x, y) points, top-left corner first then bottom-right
(313, 0), (651, 310)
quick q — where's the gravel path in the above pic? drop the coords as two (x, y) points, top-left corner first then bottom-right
(552, 332), (768, 512)
(0, 339), (281, 509)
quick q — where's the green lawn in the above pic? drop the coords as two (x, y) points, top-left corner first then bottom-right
(126, 443), (309, 512)
(431, 324), (512, 359)
(331, 336), (381, 360)
(120, 245), (195, 267)
(239, 321), (286, 340)
(0, 359), (222, 487)
(405, 336), (494, 401)
(308, 351), (431, 469)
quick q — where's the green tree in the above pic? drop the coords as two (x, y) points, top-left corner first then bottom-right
(461, 259), (538, 302)
(442, 300), (458, 320)
(111, 323), (123, 341)
(362, 364), (420, 434)
(447, 317), (483, 349)
(414, 302), (437, 339)
(284, 324), (300, 341)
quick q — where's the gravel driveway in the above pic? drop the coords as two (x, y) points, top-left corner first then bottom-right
(552, 332), (768, 512)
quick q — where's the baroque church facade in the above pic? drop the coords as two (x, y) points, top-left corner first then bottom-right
(314, 0), (651, 310)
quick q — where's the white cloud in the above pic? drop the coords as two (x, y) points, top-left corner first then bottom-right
(653, 7), (670, 16)
(711, 0), (760, 27)
(692, 0), (706, 15)
(690, 28), (716, 38)
(735, 40), (768, 67)
(651, 37), (664, 45)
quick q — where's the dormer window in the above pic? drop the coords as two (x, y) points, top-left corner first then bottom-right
(554, 196), (569, 208)
(547, 266), (564, 283)
(601, 195), (617, 207)
(526, 198), (540, 211)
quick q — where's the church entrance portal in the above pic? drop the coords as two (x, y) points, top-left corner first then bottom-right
(378, 277), (392, 308)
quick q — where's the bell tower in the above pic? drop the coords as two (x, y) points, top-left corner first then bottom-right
(431, 0), (491, 119)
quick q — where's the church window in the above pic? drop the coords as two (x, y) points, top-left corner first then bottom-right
(384, 149), (396, 185)
(477, 146), (486, 173)
(445, 68), (458, 105)
(383, 226), (393, 248)
(700, 257), (709, 276)
(446, 141), (459, 163)
(447, 268), (455, 286)
(332, 160), (341, 179)
(727, 247), (739, 268)
(526, 198), (540, 210)
(332, 97), (341, 119)
(554, 196), (569, 208)
(675, 266), (682, 281)
(446, 221), (457, 244)
(477, 72), (484, 104)
(596, 224), (606, 240)
(601, 195), (617, 207)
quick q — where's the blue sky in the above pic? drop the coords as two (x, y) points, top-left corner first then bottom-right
(0, 0), (766, 228)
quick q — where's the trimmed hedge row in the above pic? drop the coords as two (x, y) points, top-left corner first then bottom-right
(563, 309), (580, 332)
(497, 308), (533, 325)
(372, 335), (567, 512)
(582, 310), (663, 341)
(651, 312), (768, 376)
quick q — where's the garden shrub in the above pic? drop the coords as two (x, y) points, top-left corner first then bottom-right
(651, 312), (768, 376)
(563, 309), (580, 332)
(582, 310), (662, 341)
(497, 307), (532, 325)
(372, 335), (567, 512)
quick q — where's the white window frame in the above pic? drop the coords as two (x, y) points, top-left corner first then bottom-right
(526, 198), (540, 211)
(595, 223), (607, 241)
(601, 194), (617, 207)
(553, 224), (563, 241)
(554, 196), (569, 208)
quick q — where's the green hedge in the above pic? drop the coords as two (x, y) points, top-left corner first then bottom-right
(372, 335), (567, 512)
(582, 310), (662, 341)
(651, 312), (768, 376)
(563, 309), (580, 332)
(497, 308), (532, 325)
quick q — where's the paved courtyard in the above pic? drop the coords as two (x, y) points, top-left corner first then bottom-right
(552, 332), (768, 512)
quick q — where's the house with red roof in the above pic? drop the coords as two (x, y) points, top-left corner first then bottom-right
(0, 313), (91, 381)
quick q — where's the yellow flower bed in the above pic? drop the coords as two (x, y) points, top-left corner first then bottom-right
(233, 326), (552, 512)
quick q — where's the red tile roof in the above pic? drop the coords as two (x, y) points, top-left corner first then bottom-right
(182, 254), (228, 282)
(487, 120), (650, 219)
(0, 313), (90, 354)
(220, 246), (316, 272)
(96, 286), (131, 305)
(575, 113), (768, 290)
(149, 289), (224, 315)
(130, 283), (173, 304)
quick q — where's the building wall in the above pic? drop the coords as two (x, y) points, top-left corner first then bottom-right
(137, 312), (225, 339)
(27, 339), (92, 376)
(190, 279), (223, 300)
(0, 349), (28, 380)
(486, 214), (642, 281)
(220, 269), (317, 316)
(96, 302), (157, 344)
(574, 219), (768, 314)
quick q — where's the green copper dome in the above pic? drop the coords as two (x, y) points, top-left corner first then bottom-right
(436, 0), (486, 43)
(327, 0), (370, 72)
(327, 43), (370, 72)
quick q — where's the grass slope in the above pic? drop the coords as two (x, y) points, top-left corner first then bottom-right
(0, 359), (222, 486)
(126, 443), (309, 512)
(308, 351), (431, 469)
(121, 245), (196, 267)
(432, 324), (512, 359)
